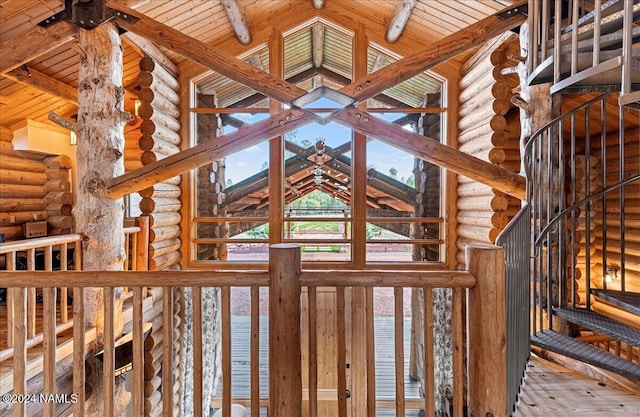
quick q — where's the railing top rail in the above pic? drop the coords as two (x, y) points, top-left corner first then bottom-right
(495, 202), (530, 247)
(0, 268), (476, 289)
(124, 226), (142, 234)
(0, 233), (83, 254)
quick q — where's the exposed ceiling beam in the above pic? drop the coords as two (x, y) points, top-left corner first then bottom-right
(0, 22), (76, 74)
(220, 0), (252, 44)
(3, 65), (78, 104)
(109, 3), (306, 103)
(341, 1), (527, 103)
(107, 109), (318, 198)
(312, 0), (325, 9)
(331, 107), (526, 200)
(122, 31), (179, 78)
(312, 24), (325, 68)
(386, 0), (417, 43)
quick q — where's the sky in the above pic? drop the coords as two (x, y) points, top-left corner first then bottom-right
(222, 98), (416, 186)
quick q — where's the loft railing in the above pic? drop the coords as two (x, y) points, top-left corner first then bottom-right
(524, 91), (640, 334)
(1, 244), (512, 417)
(496, 203), (531, 417)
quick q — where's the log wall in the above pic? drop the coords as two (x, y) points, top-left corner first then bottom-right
(455, 33), (522, 269)
(0, 125), (74, 240)
(136, 56), (183, 271)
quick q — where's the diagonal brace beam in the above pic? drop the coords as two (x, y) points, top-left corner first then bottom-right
(331, 107), (526, 200)
(106, 109), (318, 198)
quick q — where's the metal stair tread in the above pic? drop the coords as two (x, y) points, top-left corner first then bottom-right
(531, 330), (640, 381)
(593, 289), (640, 316)
(554, 307), (640, 347)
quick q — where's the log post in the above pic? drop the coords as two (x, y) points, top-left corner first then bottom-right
(466, 245), (506, 417)
(269, 244), (302, 416)
(75, 21), (131, 416)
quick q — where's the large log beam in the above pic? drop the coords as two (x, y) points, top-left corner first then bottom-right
(106, 109), (317, 198)
(4, 66), (78, 104)
(220, 0), (251, 45)
(122, 31), (179, 78)
(108, 2), (306, 103)
(0, 22), (76, 74)
(342, 1), (527, 102)
(312, 24), (325, 68)
(332, 107), (526, 199)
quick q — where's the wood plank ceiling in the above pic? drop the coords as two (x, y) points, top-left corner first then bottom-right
(0, 0), (514, 130)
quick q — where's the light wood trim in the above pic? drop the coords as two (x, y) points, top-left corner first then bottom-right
(269, 244), (302, 416)
(340, 2), (527, 102)
(0, 234), (83, 253)
(222, 286), (232, 417)
(43, 246), (56, 416)
(109, 3), (305, 103)
(331, 107), (526, 200)
(106, 109), (316, 198)
(336, 286), (347, 417)
(365, 287), (376, 417)
(423, 289), (435, 417)
(301, 270), (475, 287)
(452, 287), (464, 417)
(133, 286), (145, 417)
(12, 287), (27, 417)
(162, 286), (174, 417)
(466, 245), (506, 417)
(72, 287), (85, 415)
(250, 286), (260, 417)
(307, 286), (318, 417)
(193, 287), (203, 416)
(0, 319), (75, 363)
(103, 287), (115, 417)
(0, 22), (76, 74)
(394, 287), (405, 417)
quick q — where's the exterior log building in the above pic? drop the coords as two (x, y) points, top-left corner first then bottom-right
(0, 1), (638, 416)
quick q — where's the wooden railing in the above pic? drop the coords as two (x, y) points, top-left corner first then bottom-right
(1, 244), (508, 417)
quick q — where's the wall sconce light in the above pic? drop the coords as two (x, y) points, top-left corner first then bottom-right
(70, 131), (77, 146)
(131, 98), (141, 118)
(605, 267), (618, 284)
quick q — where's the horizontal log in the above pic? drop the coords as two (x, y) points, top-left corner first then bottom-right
(457, 194), (508, 211)
(45, 168), (70, 181)
(459, 74), (512, 104)
(0, 198), (48, 212)
(458, 112), (507, 135)
(138, 135), (181, 155)
(125, 160), (144, 171)
(0, 126), (13, 142)
(138, 57), (180, 91)
(149, 238), (181, 258)
(47, 215), (74, 229)
(457, 181), (493, 197)
(0, 211), (47, 227)
(140, 119), (181, 145)
(0, 169), (48, 186)
(457, 212), (508, 229)
(45, 179), (71, 193)
(44, 192), (73, 205)
(144, 375), (162, 397)
(141, 151), (159, 165)
(139, 183), (181, 199)
(143, 105), (182, 133)
(460, 57), (503, 90)
(149, 225), (181, 242)
(0, 155), (47, 172)
(150, 251), (182, 271)
(138, 88), (180, 120)
(458, 129), (509, 148)
(140, 197), (181, 214)
(456, 224), (492, 242)
(0, 183), (47, 198)
(149, 211), (181, 228)
(0, 225), (23, 240)
(44, 155), (72, 169)
(459, 96), (511, 118)
(138, 79), (180, 106)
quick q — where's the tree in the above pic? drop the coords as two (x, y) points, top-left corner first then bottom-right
(389, 167), (398, 178)
(261, 161), (268, 170)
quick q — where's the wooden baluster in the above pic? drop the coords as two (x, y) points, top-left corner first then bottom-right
(59, 243), (68, 323)
(133, 286), (145, 417)
(7, 252), (15, 348)
(394, 287), (405, 417)
(43, 246), (56, 417)
(365, 287), (376, 417)
(124, 232), (130, 270)
(103, 287), (115, 417)
(308, 286), (317, 417)
(72, 287), (85, 415)
(423, 288), (435, 417)
(26, 248), (36, 340)
(250, 286), (260, 417)
(13, 286), (27, 417)
(336, 287), (347, 417)
(162, 286), (174, 417)
(193, 287), (203, 416)
(222, 285), (231, 417)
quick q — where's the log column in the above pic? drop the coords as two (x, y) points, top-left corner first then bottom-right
(75, 21), (130, 416)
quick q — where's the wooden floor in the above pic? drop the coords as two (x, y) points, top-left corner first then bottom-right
(216, 316), (422, 416)
(515, 355), (640, 416)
